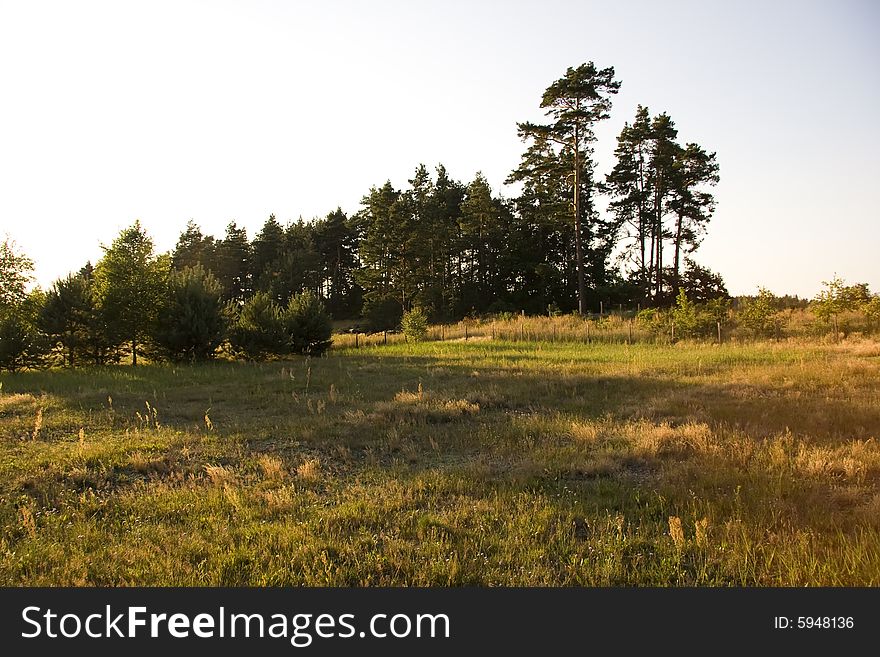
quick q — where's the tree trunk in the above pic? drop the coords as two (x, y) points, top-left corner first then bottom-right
(637, 145), (648, 304)
(673, 211), (684, 297)
(131, 339), (137, 367)
(574, 126), (585, 315)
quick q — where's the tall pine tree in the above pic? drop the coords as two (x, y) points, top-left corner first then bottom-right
(511, 63), (621, 314)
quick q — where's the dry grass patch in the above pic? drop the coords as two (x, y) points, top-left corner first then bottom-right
(0, 392), (39, 412)
(371, 395), (480, 425)
(128, 451), (172, 475)
(623, 420), (715, 457)
(204, 464), (237, 486)
(261, 485), (297, 512)
(257, 454), (287, 482)
(296, 458), (321, 481)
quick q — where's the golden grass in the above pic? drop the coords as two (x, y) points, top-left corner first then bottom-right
(1, 337), (879, 585)
(204, 464), (237, 486)
(296, 458), (321, 481)
(257, 454), (287, 482)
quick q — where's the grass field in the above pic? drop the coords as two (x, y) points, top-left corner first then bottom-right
(2, 338), (879, 585)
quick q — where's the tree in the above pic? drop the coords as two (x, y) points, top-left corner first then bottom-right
(153, 265), (227, 361)
(678, 260), (728, 303)
(282, 290), (332, 356)
(0, 290), (48, 372)
(0, 238), (47, 372)
(355, 181), (412, 312)
(214, 222), (252, 303)
(39, 271), (94, 366)
(314, 208), (361, 318)
(227, 292), (285, 360)
(0, 237), (34, 308)
(607, 106), (653, 296)
(506, 143), (573, 313)
(354, 165), (481, 321)
(669, 143), (719, 295)
(171, 220), (217, 272)
(811, 276), (872, 337)
(608, 108), (718, 304)
(76, 263), (120, 365)
(251, 214), (286, 297)
(512, 63), (621, 314)
(362, 294), (403, 333)
(401, 306), (429, 342)
(94, 221), (169, 366)
(276, 219), (323, 302)
(460, 173), (502, 309)
(645, 113), (679, 302)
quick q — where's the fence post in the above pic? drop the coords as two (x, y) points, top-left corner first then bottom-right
(384, 330), (387, 345)
(355, 333), (359, 349)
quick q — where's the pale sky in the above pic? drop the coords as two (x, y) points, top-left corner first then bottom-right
(1, 0), (877, 298)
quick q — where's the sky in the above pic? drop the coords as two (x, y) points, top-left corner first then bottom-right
(1, 0), (878, 298)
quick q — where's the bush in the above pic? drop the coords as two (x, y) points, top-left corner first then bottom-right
(739, 288), (782, 338)
(282, 290), (332, 356)
(228, 292), (285, 360)
(672, 289), (725, 339)
(811, 276), (873, 337)
(401, 306), (429, 342)
(864, 296), (880, 328)
(0, 293), (49, 372)
(153, 266), (227, 361)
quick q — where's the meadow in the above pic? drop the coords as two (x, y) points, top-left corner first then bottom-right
(1, 335), (879, 585)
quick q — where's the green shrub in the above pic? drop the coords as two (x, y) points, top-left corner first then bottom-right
(672, 289), (724, 339)
(864, 296), (880, 328)
(282, 290), (332, 356)
(228, 292), (284, 360)
(739, 288), (783, 338)
(153, 265), (227, 361)
(401, 306), (429, 342)
(810, 276), (873, 337)
(0, 293), (49, 372)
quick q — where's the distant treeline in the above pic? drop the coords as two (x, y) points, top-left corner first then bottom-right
(162, 62), (725, 327)
(1, 225), (878, 372)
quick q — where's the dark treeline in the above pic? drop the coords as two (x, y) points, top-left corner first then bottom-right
(171, 210), (360, 319)
(163, 63), (724, 331)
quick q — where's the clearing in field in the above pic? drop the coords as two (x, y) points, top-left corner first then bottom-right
(1, 339), (879, 585)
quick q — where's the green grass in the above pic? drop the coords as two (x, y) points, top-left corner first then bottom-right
(2, 338), (879, 585)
